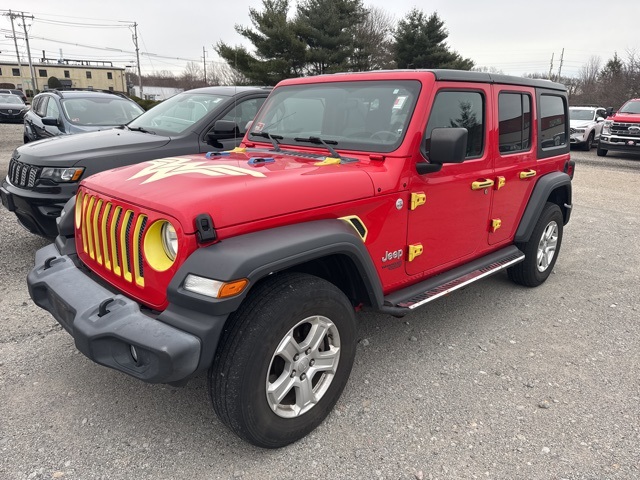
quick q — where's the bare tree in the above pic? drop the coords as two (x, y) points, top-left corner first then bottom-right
(351, 6), (396, 71)
(181, 61), (205, 90)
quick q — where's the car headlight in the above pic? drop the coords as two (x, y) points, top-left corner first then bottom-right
(602, 120), (612, 135)
(40, 167), (84, 183)
(143, 220), (178, 271)
(574, 128), (585, 133)
(162, 222), (178, 260)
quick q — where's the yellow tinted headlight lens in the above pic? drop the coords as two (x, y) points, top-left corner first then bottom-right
(144, 220), (177, 272)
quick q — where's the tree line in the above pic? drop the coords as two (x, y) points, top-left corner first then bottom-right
(129, 0), (639, 110)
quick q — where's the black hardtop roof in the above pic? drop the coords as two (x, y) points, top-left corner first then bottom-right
(329, 69), (567, 92)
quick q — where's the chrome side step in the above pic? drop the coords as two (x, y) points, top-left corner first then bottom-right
(383, 246), (524, 312)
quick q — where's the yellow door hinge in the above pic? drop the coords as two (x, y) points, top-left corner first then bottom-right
(410, 192), (426, 210)
(491, 218), (502, 233)
(495, 176), (506, 190)
(408, 244), (424, 261)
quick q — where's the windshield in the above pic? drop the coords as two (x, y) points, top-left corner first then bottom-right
(0, 95), (25, 105)
(569, 108), (595, 121)
(619, 100), (640, 114)
(128, 92), (229, 135)
(61, 97), (144, 126)
(250, 80), (421, 153)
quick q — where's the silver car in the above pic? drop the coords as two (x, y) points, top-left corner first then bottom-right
(569, 106), (606, 150)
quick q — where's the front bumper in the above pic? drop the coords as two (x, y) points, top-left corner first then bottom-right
(1, 179), (74, 238)
(599, 135), (640, 152)
(28, 243), (208, 384)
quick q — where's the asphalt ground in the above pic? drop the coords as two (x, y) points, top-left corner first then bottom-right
(0, 123), (639, 479)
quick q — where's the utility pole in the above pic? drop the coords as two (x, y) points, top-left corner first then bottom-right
(19, 11), (38, 93)
(6, 10), (25, 91)
(548, 53), (554, 80)
(557, 48), (565, 80)
(202, 46), (207, 85)
(132, 22), (143, 98)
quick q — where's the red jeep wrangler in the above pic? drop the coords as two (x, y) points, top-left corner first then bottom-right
(28, 70), (574, 448)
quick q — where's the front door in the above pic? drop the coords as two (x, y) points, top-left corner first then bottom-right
(406, 84), (494, 276)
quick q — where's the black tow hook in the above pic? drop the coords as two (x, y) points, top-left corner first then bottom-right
(43, 256), (58, 270)
(98, 298), (115, 317)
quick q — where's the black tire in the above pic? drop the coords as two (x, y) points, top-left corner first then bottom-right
(596, 142), (607, 156)
(583, 131), (594, 151)
(209, 272), (357, 448)
(508, 202), (563, 287)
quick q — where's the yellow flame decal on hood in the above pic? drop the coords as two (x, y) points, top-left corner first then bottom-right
(127, 157), (266, 184)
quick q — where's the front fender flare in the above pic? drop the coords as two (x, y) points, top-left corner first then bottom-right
(167, 219), (384, 316)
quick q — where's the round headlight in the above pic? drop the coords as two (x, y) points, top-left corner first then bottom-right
(161, 222), (178, 260)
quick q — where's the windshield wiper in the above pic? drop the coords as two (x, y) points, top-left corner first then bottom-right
(250, 131), (283, 152)
(293, 136), (341, 159)
(127, 125), (155, 134)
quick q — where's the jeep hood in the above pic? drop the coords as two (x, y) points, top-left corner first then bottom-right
(15, 128), (170, 167)
(82, 151), (375, 232)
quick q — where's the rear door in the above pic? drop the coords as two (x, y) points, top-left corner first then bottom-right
(489, 85), (537, 245)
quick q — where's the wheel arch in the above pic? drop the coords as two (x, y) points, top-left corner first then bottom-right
(167, 219), (384, 317)
(515, 172), (572, 243)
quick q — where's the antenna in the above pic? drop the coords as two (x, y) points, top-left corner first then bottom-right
(548, 53), (554, 80)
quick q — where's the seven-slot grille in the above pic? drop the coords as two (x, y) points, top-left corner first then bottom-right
(610, 122), (640, 137)
(77, 191), (148, 288)
(8, 158), (40, 188)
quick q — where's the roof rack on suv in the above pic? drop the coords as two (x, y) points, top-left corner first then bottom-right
(47, 88), (129, 99)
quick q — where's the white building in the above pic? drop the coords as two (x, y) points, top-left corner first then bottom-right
(131, 86), (183, 101)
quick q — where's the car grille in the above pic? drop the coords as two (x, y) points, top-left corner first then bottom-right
(77, 190), (148, 288)
(611, 122), (640, 137)
(8, 158), (40, 188)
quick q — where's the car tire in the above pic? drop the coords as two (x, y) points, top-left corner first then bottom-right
(209, 272), (357, 448)
(508, 202), (563, 287)
(596, 142), (607, 156)
(583, 131), (594, 151)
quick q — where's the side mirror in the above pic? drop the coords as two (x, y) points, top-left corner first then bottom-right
(416, 127), (468, 175)
(206, 120), (241, 143)
(596, 117), (605, 123)
(42, 117), (60, 127)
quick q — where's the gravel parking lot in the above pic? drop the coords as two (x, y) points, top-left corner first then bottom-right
(1, 122), (639, 480)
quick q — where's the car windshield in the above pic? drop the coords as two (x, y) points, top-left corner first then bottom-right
(0, 95), (25, 105)
(569, 109), (595, 121)
(127, 92), (229, 135)
(249, 80), (421, 153)
(619, 100), (640, 114)
(61, 97), (144, 126)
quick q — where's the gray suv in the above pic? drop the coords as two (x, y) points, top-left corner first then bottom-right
(1, 86), (270, 238)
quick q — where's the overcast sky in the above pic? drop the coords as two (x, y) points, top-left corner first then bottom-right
(1, 1), (637, 79)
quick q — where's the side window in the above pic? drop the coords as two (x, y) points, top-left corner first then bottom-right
(36, 97), (49, 117)
(424, 90), (484, 158)
(220, 98), (267, 133)
(539, 95), (567, 149)
(46, 98), (60, 118)
(499, 92), (532, 153)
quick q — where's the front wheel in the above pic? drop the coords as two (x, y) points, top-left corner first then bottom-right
(209, 272), (357, 448)
(508, 202), (563, 287)
(596, 142), (607, 156)
(583, 131), (594, 150)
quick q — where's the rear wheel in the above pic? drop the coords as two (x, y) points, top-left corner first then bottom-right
(508, 202), (563, 287)
(209, 272), (357, 448)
